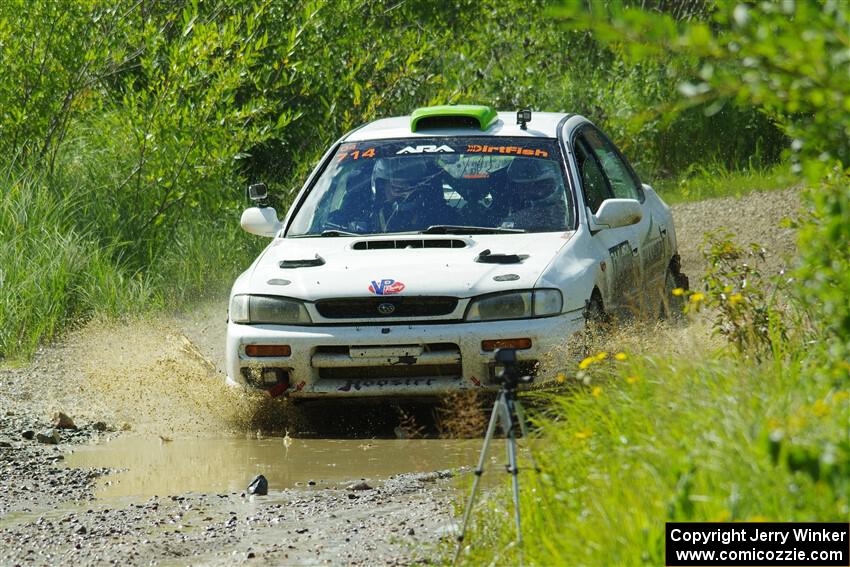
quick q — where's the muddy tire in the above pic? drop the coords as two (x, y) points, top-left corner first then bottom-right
(659, 264), (688, 322)
(580, 294), (609, 357)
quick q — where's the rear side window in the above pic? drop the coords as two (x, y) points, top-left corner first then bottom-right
(577, 126), (643, 201)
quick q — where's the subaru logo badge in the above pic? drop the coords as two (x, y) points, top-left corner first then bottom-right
(377, 302), (396, 315)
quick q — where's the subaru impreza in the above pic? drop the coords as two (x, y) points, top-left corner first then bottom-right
(226, 105), (687, 399)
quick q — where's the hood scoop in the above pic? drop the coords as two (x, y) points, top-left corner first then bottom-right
(352, 238), (466, 250)
(475, 249), (528, 264)
(279, 254), (325, 269)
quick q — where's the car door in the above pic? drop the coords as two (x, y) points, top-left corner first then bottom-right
(574, 125), (657, 316)
(584, 128), (669, 307)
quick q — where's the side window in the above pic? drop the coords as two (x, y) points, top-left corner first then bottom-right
(573, 136), (612, 213)
(582, 127), (642, 201)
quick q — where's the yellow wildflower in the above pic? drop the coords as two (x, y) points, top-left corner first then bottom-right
(713, 509), (732, 522)
(591, 386), (602, 398)
(789, 414), (806, 429)
(690, 292), (705, 303)
(574, 428), (592, 440)
(812, 399), (830, 417)
(595, 351), (608, 362)
(614, 352), (628, 361)
(556, 373), (567, 384)
(671, 287), (685, 297)
(748, 515), (770, 522)
(728, 293), (744, 306)
(626, 375), (640, 384)
(578, 356), (595, 370)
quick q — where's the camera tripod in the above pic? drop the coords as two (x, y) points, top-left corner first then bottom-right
(453, 349), (539, 565)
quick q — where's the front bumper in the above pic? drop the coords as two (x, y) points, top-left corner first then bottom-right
(225, 309), (585, 399)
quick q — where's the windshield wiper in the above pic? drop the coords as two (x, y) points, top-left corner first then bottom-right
(319, 229), (360, 237)
(420, 225), (526, 235)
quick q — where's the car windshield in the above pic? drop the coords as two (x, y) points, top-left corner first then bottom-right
(286, 137), (573, 236)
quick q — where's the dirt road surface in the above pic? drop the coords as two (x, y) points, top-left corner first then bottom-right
(0, 188), (801, 566)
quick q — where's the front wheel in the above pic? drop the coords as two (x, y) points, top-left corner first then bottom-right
(580, 294), (610, 357)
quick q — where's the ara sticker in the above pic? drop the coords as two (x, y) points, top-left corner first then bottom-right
(466, 144), (549, 158)
(396, 145), (455, 155)
(368, 278), (405, 295)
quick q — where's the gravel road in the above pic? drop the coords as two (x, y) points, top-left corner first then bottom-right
(0, 187), (802, 566)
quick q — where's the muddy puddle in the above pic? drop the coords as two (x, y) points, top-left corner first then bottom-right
(65, 436), (484, 499)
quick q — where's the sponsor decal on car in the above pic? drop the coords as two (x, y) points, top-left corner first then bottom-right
(395, 144), (455, 154)
(338, 378), (435, 392)
(337, 146), (376, 162)
(368, 278), (406, 295)
(466, 144), (549, 157)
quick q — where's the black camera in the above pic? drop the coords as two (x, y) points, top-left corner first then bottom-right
(247, 183), (269, 207)
(493, 348), (534, 389)
(516, 108), (532, 129)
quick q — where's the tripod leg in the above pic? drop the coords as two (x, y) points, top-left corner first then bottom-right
(453, 394), (501, 565)
(499, 397), (523, 550)
(513, 400), (541, 473)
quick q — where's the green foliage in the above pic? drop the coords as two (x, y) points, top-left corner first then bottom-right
(459, 3), (850, 564)
(796, 167), (850, 369)
(555, 1), (849, 167)
(555, 0), (850, 364)
(0, 168), (156, 360)
(686, 232), (787, 357)
(455, 345), (849, 566)
(0, 0), (793, 360)
(0, 0), (113, 167)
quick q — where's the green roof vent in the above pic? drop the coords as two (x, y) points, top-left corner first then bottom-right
(410, 105), (498, 132)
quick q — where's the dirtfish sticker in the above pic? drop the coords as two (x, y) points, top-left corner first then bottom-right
(396, 145), (455, 154)
(466, 144), (549, 158)
(368, 278), (405, 295)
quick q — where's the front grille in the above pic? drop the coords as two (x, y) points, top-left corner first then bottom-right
(315, 297), (458, 319)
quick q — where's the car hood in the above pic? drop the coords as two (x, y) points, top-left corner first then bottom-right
(237, 232), (574, 300)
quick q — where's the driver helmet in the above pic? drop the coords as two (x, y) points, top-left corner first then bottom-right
(506, 158), (560, 205)
(372, 157), (441, 210)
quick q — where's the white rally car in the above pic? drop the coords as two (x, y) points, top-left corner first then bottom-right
(226, 106), (686, 399)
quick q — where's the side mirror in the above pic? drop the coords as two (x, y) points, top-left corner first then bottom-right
(588, 199), (642, 231)
(241, 206), (282, 237)
(247, 183), (269, 204)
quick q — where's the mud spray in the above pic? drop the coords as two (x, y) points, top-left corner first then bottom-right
(44, 302), (483, 440)
(49, 316), (260, 438)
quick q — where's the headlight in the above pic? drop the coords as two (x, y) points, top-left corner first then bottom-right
(465, 289), (562, 322)
(229, 295), (312, 324)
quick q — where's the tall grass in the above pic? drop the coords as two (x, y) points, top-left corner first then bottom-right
(653, 161), (793, 205)
(454, 319), (849, 566)
(0, 169), (156, 360)
(0, 136), (264, 361)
